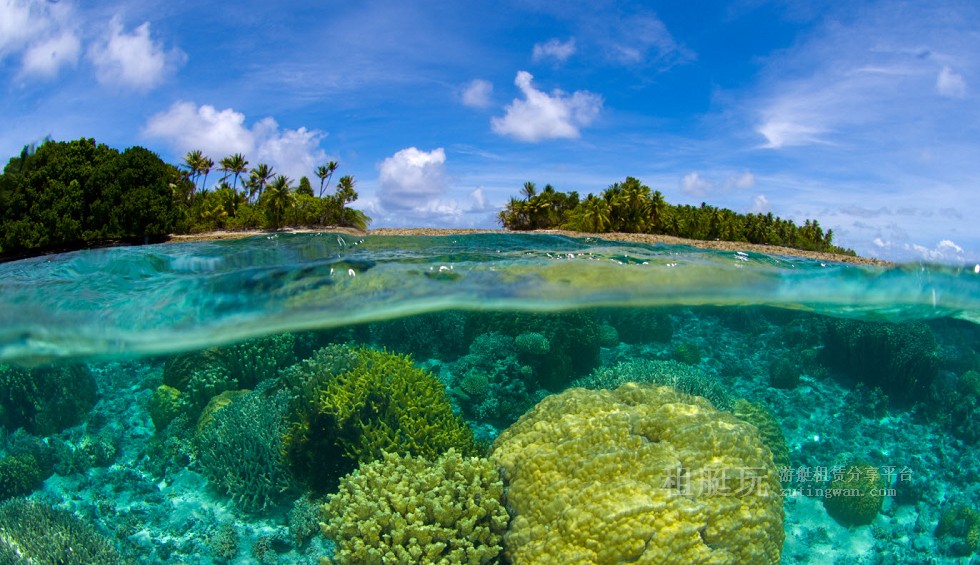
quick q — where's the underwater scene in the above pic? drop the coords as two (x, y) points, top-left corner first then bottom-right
(2, 232), (980, 564)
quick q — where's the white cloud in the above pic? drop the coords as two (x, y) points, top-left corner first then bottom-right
(378, 147), (449, 211)
(730, 171), (756, 189)
(874, 237), (965, 263)
(0, 0), (45, 58)
(752, 194), (770, 213)
(682, 171), (713, 196)
(532, 38), (576, 63)
(20, 31), (80, 77)
(491, 71), (602, 142)
(142, 101), (327, 182)
(936, 65), (967, 98)
(89, 17), (185, 91)
(461, 79), (493, 108)
(1, 0), (78, 78)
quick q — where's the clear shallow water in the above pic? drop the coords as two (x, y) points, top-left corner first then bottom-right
(2, 232), (980, 564)
(1, 232), (978, 363)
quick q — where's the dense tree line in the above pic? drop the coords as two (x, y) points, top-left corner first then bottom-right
(0, 138), (370, 259)
(499, 176), (855, 256)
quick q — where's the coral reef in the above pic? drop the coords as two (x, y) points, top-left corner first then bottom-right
(575, 358), (732, 410)
(148, 384), (182, 431)
(444, 332), (539, 426)
(283, 344), (480, 492)
(467, 312), (601, 390)
(0, 498), (120, 563)
(195, 382), (295, 513)
(323, 449), (508, 565)
(0, 363), (97, 435)
(368, 311), (469, 360)
(0, 454), (43, 501)
(822, 461), (886, 527)
(601, 307), (674, 344)
(208, 333), (298, 389)
(821, 319), (939, 404)
(492, 383), (783, 564)
(514, 332), (550, 356)
(732, 399), (792, 472)
(935, 504), (980, 557)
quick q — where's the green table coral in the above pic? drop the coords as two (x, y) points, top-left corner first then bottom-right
(323, 449), (509, 564)
(492, 383), (784, 564)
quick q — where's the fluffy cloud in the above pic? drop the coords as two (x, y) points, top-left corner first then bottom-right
(730, 171), (756, 189)
(682, 171), (713, 196)
(491, 71), (602, 142)
(143, 101), (327, 182)
(461, 79), (493, 108)
(21, 31), (80, 77)
(89, 17), (185, 91)
(378, 147), (448, 211)
(752, 194), (770, 213)
(1, 0), (79, 78)
(532, 38), (576, 63)
(936, 65), (967, 98)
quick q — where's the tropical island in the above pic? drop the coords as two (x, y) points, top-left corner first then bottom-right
(0, 137), (861, 262)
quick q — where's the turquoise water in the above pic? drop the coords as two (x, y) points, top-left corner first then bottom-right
(2, 232), (980, 563)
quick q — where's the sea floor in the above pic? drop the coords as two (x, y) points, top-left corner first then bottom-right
(4, 307), (979, 564)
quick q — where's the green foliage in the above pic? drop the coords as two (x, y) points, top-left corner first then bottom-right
(282, 344), (480, 493)
(0, 498), (120, 564)
(498, 176), (856, 255)
(0, 141), (371, 258)
(0, 363), (97, 436)
(323, 450), (509, 565)
(0, 455), (44, 501)
(821, 319), (939, 404)
(0, 138), (179, 256)
(196, 383), (295, 513)
(823, 461), (886, 527)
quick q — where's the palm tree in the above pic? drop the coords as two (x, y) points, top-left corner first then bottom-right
(183, 149), (205, 192)
(335, 175), (357, 205)
(219, 153), (249, 193)
(199, 156), (215, 192)
(520, 181), (537, 200)
(263, 175), (295, 229)
(315, 161), (339, 198)
(580, 194), (611, 232)
(246, 163), (274, 203)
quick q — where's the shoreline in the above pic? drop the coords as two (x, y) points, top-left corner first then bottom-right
(167, 227), (890, 266)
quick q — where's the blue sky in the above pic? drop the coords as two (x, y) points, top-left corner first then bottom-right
(2, 0), (978, 263)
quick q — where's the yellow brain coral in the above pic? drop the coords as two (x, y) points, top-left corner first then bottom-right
(492, 383), (784, 565)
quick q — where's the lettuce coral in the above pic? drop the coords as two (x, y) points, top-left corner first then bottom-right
(492, 383), (784, 564)
(283, 344), (480, 492)
(323, 449), (509, 565)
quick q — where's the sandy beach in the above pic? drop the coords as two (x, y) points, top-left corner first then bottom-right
(167, 227), (890, 266)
